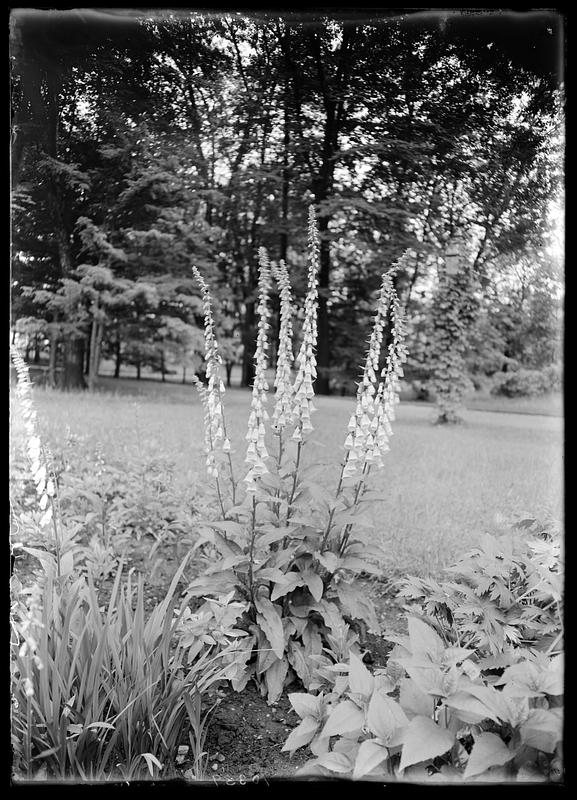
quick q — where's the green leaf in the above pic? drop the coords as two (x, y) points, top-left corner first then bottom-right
(398, 716), (455, 773)
(314, 550), (340, 572)
(316, 599), (346, 634)
(282, 715), (319, 753)
(270, 573), (305, 601)
(520, 709), (563, 754)
(258, 526), (296, 548)
(444, 691), (500, 725)
(367, 691), (409, 744)
(464, 732), (514, 779)
(301, 571), (324, 602)
(140, 752), (163, 777)
(255, 597), (285, 660)
(321, 699), (364, 738)
(353, 740), (389, 781)
(287, 641), (312, 687)
(288, 692), (321, 720)
(312, 751), (353, 774)
(336, 583), (380, 633)
(399, 678), (432, 718)
(265, 657), (289, 705)
(208, 520), (245, 536)
(407, 617), (444, 662)
(348, 651), (374, 697)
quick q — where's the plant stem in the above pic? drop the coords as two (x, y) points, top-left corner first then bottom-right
(320, 453), (349, 551)
(247, 495), (258, 606)
(215, 476), (227, 522)
(338, 463), (371, 556)
(285, 437), (302, 525)
(221, 416), (237, 506)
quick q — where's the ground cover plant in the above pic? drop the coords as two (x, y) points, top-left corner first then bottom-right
(281, 519), (563, 783)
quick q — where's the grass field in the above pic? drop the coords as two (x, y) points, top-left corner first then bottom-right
(11, 376), (564, 578)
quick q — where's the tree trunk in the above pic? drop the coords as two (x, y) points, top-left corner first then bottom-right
(241, 301), (256, 387)
(182, 366), (186, 384)
(84, 327), (91, 375)
(33, 334), (41, 364)
(60, 338), (86, 390)
(87, 317), (103, 391)
(136, 360), (141, 380)
(160, 350), (166, 382)
(47, 327), (59, 387)
(315, 213), (332, 395)
(225, 360), (233, 388)
(114, 336), (121, 378)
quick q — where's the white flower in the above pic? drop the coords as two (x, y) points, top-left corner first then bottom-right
(243, 248), (273, 489)
(291, 206), (320, 439)
(340, 258), (409, 478)
(271, 260), (295, 433)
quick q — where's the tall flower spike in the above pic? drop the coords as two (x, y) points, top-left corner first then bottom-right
(271, 259), (294, 433)
(244, 248), (273, 492)
(11, 345), (55, 528)
(371, 283), (408, 469)
(291, 205), (320, 442)
(192, 267), (229, 475)
(341, 271), (396, 479)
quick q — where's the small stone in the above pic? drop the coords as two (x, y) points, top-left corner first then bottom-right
(217, 754), (225, 763)
(211, 763), (219, 771)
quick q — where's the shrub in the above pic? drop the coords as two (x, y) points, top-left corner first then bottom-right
(181, 207), (409, 703)
(282, 519), (564, 783)
(491, 366), (562, 398)
(397, 518), (563, 658)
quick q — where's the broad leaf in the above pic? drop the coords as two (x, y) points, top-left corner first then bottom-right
(444, 691), (500, 725)
(288, 692), (321, 720)
(353, 740), (389, 781)
(287, 640), (311, 686)
(348, 651), (374, 697)
(270, 573), (305, 601)
(312, 752), (353, 774)
(399, 677), (432, 718)
(281, 715), (319, 752)
(367, 691), (409, 744)
(258, 526), (296, 548)
(314, 550), (340, 572)
(464, 732), (514, 779)
(321, 699), (365, 738)
(520, 708), (563, 754)
(265, 657), (289, 705)
(301, 571), (324, 602)
(407, 617), (444, 662)
(255, 596), (285, 659)
(399, 716), (455, 773)
(336, 583), (380, 633)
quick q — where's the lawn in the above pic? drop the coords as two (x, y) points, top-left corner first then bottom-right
(11, 375), (564, 578)
(10, 376), (564, 782)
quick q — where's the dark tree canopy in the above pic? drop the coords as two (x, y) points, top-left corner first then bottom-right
(10, 8), (564, 395)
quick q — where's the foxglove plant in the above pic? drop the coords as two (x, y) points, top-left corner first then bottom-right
(186, 208), (409, 704)
(290, 206), (320, 444)
(9, 345), (81, 581)
(11, 345), (56, 530)
(191, 267), (236, 508)
(243, 248), (273, 492)
(270, 259), (295, 441)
